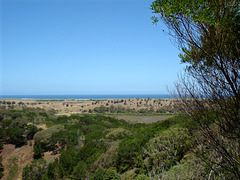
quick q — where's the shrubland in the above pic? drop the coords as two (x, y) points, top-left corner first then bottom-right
(0, 106), (235, 179)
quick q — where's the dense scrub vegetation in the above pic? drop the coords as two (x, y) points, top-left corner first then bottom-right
(1, 105), (237, 179)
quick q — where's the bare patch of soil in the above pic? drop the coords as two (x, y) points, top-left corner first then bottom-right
(1, 141), (34, 180)
(1, 140), (62, 180)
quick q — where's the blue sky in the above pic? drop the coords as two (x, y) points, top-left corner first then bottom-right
(1, 0), (185, 95)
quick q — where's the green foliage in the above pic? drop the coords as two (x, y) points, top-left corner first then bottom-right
(94, 105), (109, 113)
(151, 0), (239, 27)
(117, 138), (142, 173)
(33, 141), (43, 159)
(22, 159), (47, 180)
(70, 161), (87, 180)
(85, 130), (105, 142)
(57, 149), (77, 177)
(26, 124), (38, 140)
(84, 124), (106, 135)
(38, 112), (48, 118)
(7, 126), (26, 147)
(134, 174), (150, 180)
(10, 111), (22, 119)
(55, 116), (69, 124)
(45, 121), (54, 127)
(0, 109), (4, 122)
(1, 117), (13, 128)
(33, 125), (64, 151)
(76, 140), (105, 166)
(103, 169), (121, 180)
(0, 129), (5, 150)
(46, 162), (55, 180)
(106, 128), (126, 140)
(51, 129), (79, 150)
(1, 108), (204, 179)
(145, 127), (193, 174)
(8, 157), (19, 180)
(160, 156), (205, 180)
(94, 144), (119, 171)
(90, 168), (104, 180)
(11, 117), (28, 128)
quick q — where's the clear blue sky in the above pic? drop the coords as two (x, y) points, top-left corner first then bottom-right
(0, 0), (185, 95)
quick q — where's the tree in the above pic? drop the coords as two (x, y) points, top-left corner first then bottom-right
(33, 141), (43, 159)
(151, 0), (240, 178)
(26, 125), (38, 140)
(8, 126), (26, 147)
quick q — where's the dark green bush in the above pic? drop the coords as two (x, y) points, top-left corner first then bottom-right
(7, 126), (26, 147)
(103, 169), (121, 180)
(90, 168), (104, 180)
(22, 159), (46, 180)
(33, 141), (43, 159)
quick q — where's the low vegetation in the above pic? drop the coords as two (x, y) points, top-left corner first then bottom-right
(0, 105), (238, 179)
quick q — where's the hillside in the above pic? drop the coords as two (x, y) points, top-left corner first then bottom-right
(0, 105), (236, 179)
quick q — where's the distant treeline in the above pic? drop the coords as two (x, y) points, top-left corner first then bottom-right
(91, 104), (176, 114)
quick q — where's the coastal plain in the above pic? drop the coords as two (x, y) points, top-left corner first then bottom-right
(0, 98), (177, 123)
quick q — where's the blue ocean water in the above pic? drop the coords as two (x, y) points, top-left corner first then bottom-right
(0, 94), (173, 100)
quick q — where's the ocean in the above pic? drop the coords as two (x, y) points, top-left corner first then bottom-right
(0, 94), (173, 100)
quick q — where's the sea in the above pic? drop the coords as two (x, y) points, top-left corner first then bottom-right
(0, 94), (173, 100)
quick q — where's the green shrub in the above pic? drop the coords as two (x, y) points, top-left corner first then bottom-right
(46, 162), (55, 179)
(103, 169), (121, 180)
(94, 144), (119, 171)
(70, 161), (87, 180)
(33, 125), (64, 150)
(8, 157), (19, 180)
(10, 112), (22, 119)
(1, 117), (13, 128)
(145, 127), (193, 174)
(8, 126), (26, 147)
(106, 128), (125, 138)
(90, 168), (104, 180)
(117, 138), (142, 173)
(26, 125), (38, 140)
(12, 117), (28, 128)
(58, 149), (77, 177)
(134, 174), (150, 180)
(94, 105), (109, 113)
(33, 141), (43, 159)
(45, 121), (54, 128)
(22, 159), (46, 180)
(159, 156), (205, 179)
